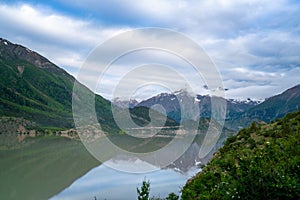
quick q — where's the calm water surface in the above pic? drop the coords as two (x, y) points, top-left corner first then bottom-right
(51, 158), (200, 200)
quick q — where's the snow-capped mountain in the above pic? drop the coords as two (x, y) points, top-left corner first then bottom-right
(114, 85), (300, 131)
(112, 97), (139, 108)
(228, 98), (264, 106)
(135, 89), (261, 123)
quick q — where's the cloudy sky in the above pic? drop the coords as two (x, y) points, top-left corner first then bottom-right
(0, 0), (299, 101)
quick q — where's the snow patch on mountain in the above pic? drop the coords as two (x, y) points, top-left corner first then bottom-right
(112, 97), (139, 108)
(228, 98), (264, 106)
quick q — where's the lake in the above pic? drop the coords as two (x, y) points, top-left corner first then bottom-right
(49, 138), (210, 200)
(50, 158), (200, 200)
(0, 136), (209, 200)
(0, 134), (222, 200)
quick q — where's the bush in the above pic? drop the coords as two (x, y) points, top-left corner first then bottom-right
(182, 110), (300, 199)
(166, 192), (179, 200)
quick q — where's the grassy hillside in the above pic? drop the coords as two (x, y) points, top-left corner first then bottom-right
(182, 110), (300, 199)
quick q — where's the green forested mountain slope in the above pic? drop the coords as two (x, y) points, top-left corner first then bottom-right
(182, 110), (300, 199)
(0, 38), (178, 132)
(247, 84), (300, 121)
(0, 38), (118, 129)
(227, 84), (300, 130)
(0, 38), (77, 127)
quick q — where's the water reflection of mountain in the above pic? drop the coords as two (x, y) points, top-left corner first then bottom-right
(167, 135), (229, 173)
(167, 142), (201, 173)
(51, 158), (199, 200)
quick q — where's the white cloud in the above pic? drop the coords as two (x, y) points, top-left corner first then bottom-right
(67, 27), (228, 101)
(0, 3), (128, 71)
(0, 1), (299, 100)
(223, 67), (300, 100)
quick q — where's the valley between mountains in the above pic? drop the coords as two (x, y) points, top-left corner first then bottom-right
(0, 38), (299, 199)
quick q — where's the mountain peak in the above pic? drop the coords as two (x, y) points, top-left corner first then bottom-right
(0, 38), (10, 46)
(0, 38), (61, 71)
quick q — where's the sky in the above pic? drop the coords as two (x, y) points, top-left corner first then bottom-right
(0, 0), (299, 101)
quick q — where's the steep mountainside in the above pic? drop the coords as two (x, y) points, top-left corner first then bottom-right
(0, 38), (179, 134)
(246, 84), (300, 120)
(182, 110), (300, 199)
(227, 84), (300, 130)
(0, 38), (115, 129)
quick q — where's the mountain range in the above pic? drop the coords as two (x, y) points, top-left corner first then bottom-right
(0, 37), (299, 134)
(131, 85), (299, 130)
(136, 89), (261, 123)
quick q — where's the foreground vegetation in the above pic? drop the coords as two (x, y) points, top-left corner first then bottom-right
(182, 110), (300, 199)
(136, 179), (179, 200)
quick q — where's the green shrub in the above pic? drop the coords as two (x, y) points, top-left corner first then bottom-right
(182, 110), (300, 199)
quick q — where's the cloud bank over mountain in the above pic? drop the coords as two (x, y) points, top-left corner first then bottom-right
(0, 0), (299, 100)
